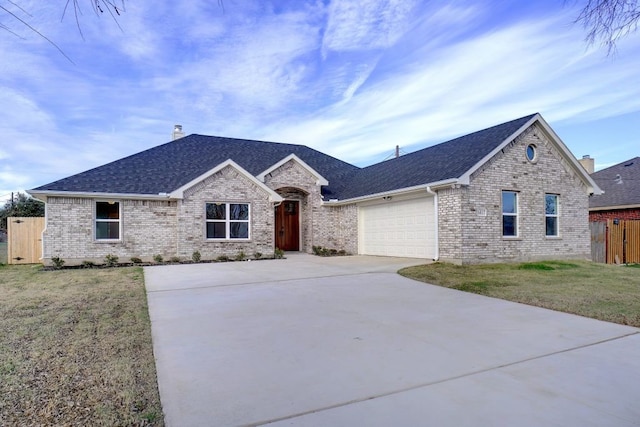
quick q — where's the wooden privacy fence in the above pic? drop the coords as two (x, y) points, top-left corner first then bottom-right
(590, 220), (640, 264)
(7, 217), (45, 264)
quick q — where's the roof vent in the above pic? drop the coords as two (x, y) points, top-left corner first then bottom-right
(172, 124), (185, 140)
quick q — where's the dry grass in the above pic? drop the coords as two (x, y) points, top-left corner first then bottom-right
(0, 264), (164, 426)
(399, 260), (640, 327)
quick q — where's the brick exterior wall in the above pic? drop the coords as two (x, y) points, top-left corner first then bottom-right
(438, 123), (591, 264)
(42, 160), (357, 265)
(177, 165), (275, 260)
(43, 197), (177, 265)
(589, 208), (640, 222)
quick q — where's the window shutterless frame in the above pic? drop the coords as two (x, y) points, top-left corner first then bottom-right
(205, 202), (250, 240)
(545, 194), (559, 237)
(502, 191), (518, 237)
(95, 200), (122, 241)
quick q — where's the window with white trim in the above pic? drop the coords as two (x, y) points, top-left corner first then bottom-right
(545, 194), (559, 237)
(95, 201), (121, 240)
(502, 191), (518, 237)
(206, 203), (250, 239)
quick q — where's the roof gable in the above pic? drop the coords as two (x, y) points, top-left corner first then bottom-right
(169, 159), (283, 202)
(590, 156), (640, 209)
(257, 154), (329, 186)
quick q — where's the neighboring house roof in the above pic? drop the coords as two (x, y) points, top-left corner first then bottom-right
(30, 113), (600, 201)
(589, 157), (640, 210)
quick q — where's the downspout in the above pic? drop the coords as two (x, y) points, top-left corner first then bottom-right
(426, 187), (439, 261)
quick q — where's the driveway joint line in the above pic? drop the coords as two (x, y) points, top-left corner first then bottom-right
(247, 331), (640, 427)
(145, 271), (398, 293)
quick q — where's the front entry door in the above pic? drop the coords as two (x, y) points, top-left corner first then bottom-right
(275, 201), (300, 251)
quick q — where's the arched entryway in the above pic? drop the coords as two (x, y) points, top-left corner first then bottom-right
(274, 187), (308, 252)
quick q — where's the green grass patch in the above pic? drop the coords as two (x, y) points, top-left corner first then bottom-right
(400, 260), (640, 327)
(0, 265), (164, 426)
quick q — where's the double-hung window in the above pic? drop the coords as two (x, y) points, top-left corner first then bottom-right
(502, 191), (518, 237)
(206, 203), (250, 239)
(545, 194), (559, 237)
(95, 201), (121, 240)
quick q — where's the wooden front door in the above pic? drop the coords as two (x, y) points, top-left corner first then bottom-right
(275, 201), (300, 251)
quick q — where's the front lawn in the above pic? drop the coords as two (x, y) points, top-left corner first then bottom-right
(0, 264), (164, 426)
(399, 260), (640, 327)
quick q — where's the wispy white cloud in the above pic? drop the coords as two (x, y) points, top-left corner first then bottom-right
(322, 0), (418, 54)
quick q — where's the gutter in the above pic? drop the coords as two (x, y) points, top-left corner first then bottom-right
(322, 178), (458, 206)
(27, 190), (177, 202)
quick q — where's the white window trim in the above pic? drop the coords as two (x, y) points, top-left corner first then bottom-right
(545, 194), (560, 238)
(94, 200), (122, 242)
(502, 191), (519, 238)
(205, 202), (251, 240)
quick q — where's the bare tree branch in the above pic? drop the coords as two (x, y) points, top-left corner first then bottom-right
(574, 0), (640, 54)
(0, 4), (75, 63)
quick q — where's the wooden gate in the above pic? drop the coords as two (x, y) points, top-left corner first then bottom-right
(589, 222), (606, 263)
(606, 219), (640, 264)
(7, 217), (45, 264)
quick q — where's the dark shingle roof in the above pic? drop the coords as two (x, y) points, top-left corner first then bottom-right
(589, 157), (640, 208)
(32, 114), (538, 200)
(338, 114), (536, 199)
(33, 136), (359, 198)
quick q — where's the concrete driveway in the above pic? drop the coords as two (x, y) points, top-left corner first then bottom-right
(144, 254), (640, 427)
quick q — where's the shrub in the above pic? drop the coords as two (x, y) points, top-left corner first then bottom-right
(254, 252), (262, 260)
(312, 246), (322, 255)
(130, 257), (143, 264)
(169, 256), (181, 263)
(192, 251), (201, 263)
(274, 248), (284, 259)
(81, 260), (96, 268)
(153, 254), (164, 263)
(104, 254), (119, 267)
(235, 251), (247, 261)
(216, 255), (230, 262)
(51, 256), (65, 269)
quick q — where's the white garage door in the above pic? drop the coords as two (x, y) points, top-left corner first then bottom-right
(358, 196), (436, 259)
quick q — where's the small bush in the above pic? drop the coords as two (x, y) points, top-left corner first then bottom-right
(169, 256), (181, 263)
(216, 255), (230, 262)
(192, 251), (201, 263)
(153, 254), (164, 263)
(254, 252), (262, 260)
(338, 249), (347, 256)
(51, 256), (65, 269)
(312, 246), (322, 255)
(130, 257), (143, 264)
(274, 248), (285, 259)
(235, 251), (247, 261)
(81, 260), (96, 268)
(104, 254), (119, 267)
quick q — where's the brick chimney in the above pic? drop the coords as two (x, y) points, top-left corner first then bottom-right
(172, 124), (185, 140)
(578, 155), (594, 174)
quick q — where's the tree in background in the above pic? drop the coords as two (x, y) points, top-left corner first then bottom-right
(0, 193), (45, 231)
(575, 0), (640, 53)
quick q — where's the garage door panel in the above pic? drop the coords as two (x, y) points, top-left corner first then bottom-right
(359, 197), (435, 259)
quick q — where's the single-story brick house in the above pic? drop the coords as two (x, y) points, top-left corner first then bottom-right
(588, 157), (640, 221)
(28, 113), (601, 266)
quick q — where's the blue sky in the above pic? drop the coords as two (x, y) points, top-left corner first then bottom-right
(1, 0), (639, 203)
